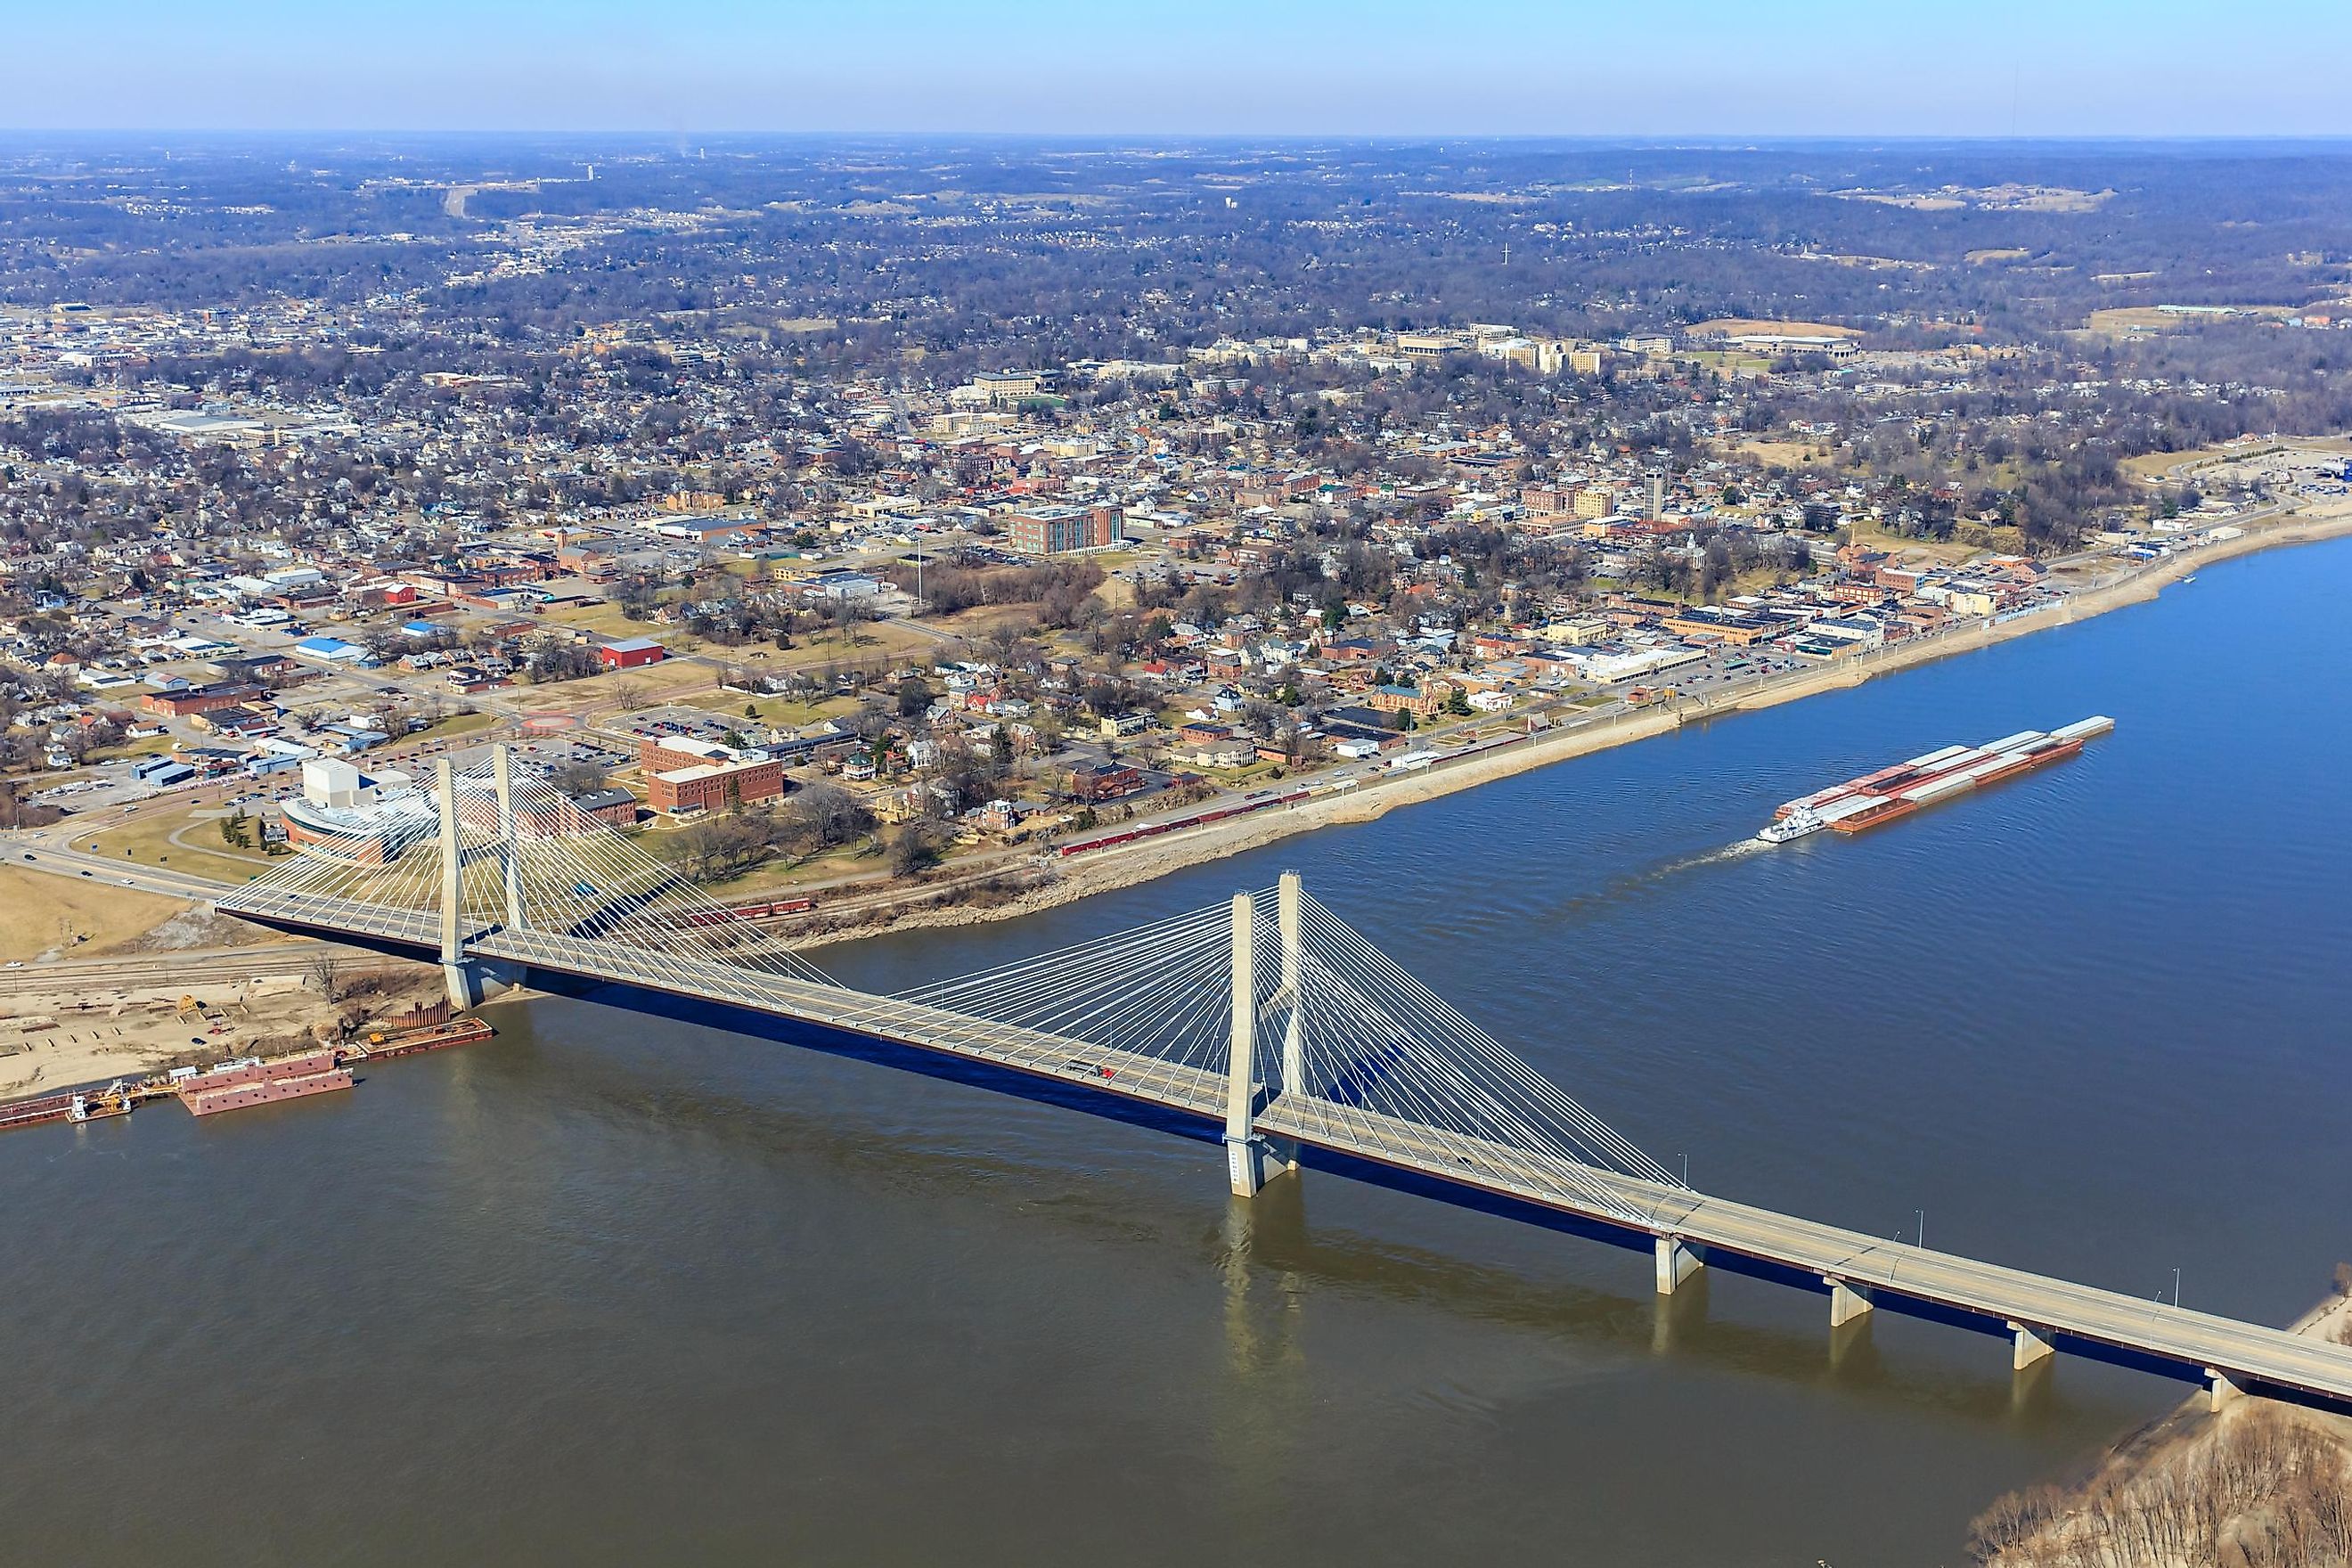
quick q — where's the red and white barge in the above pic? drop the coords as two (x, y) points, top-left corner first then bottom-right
(1759, 716), (2113, 843)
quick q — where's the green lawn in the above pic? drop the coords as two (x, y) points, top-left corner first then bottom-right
(79, 806), (275, 872)
(700, 839), (886, 895)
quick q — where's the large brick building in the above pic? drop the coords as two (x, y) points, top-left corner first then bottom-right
(1007, 504), (1121, 556)
(143, 682), (265, 718)
(638, 736), (785, 815)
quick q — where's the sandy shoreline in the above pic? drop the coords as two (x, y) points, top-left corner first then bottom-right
(799, 501), (2352, 950)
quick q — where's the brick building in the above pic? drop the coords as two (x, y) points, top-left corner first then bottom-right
(143, 682), (265, 718)
(1066, 760), (1143, 803)
(639, 736), (784, 815)
(1007, 504), (1121, 556)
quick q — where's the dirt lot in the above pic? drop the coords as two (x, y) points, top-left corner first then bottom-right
(0, 963), (441, 1098)
(1736, 439), (1833, 468)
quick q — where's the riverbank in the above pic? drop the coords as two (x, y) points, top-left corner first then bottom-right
(792, 498), (2352, 951)
(1970, 1281), (2352, 1566)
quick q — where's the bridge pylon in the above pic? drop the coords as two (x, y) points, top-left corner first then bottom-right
(435, 756), (481, 1008)
(436, 748), (532, 1008)
(493, 743), (526, 932)
(1224, 885), (1294, 1198)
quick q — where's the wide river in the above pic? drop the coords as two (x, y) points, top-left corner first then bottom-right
(8, 538), (2351, 1566)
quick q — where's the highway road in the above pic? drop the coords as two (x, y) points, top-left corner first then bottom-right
(11, 839), (242, 902)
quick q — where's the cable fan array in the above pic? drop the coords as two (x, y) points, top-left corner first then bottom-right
(232, 754), (834, 988)
(240, 768), (1666, 1225)
(893, 883), (1682, 1223)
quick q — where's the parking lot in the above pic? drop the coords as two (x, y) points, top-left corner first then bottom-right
(1640, 648), (1809, 697)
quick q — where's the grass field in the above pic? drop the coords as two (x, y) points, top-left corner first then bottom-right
(1684, 350), (1776, 374)
(1737, 439), (1834, 469)
(2086, 304), (2304, 339)
(704, 852), (873, 897)
(542, 601), (670, 641)
(917, 602), (1040, 641)
(2121, 445), (2242, 482)
(1688, 318), (1862, 339)
(788, 620), (937, 665)
(78, 806), (276, 874)
(2086, 307), (2188, 336)
(410, 709), (502, 742)
(514, 657), (718, 712)
(90, 732), (180, 765)
(1846, 516), (2013, 563)
(684, 691), (861, 728)
(2117, 437), (2352, 484)
(0, 864), (193, 963)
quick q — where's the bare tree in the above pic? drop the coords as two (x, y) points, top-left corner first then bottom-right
(306, 951), (340, 1001)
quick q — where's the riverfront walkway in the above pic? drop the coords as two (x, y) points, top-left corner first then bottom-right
(216, 748), (2352, 1415)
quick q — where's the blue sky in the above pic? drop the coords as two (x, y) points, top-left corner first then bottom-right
(7, 0), (2348, 135)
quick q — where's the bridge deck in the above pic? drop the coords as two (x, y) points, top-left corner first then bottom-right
(222, 886), (2352, 1409)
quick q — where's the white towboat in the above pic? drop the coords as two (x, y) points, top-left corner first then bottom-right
(1754, 804), (1826, 845)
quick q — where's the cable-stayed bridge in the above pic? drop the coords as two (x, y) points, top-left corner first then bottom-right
(216, 747), (2352, 1414)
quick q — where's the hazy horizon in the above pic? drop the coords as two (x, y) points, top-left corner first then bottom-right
(9, 0), (2348, 139)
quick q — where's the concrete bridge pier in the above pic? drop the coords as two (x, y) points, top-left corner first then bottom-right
(1826, 1276), (1875, 1328)
(443, 957), (525, 1009)
(444, 960), (484, 1009)
(2208, 1368), (2245, 1413)
(2011, 1320), (2056, 1371)
(1654, 1236), (1704, 1294)
(1225, 1136), (1290, 1199)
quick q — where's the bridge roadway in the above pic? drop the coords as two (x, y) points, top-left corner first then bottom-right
(221, 884), (2352, 1414)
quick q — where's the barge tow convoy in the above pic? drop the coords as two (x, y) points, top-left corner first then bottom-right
(1758, 716), (2114, 844)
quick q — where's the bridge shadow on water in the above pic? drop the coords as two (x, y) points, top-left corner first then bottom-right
(487, 1010), (2143, 1441)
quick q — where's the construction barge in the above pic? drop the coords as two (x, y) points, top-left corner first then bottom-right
(0, 1016), (495, 1135)
(1759, 716), (2114, 844)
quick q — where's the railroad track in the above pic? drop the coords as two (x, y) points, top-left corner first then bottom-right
(0, 943), (413, 997)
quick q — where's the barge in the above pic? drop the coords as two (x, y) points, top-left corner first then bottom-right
(1760, 716), (2113, 843)
(174, 1049), (354, 1116)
